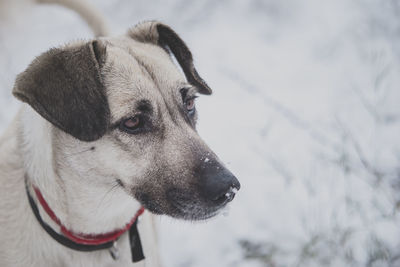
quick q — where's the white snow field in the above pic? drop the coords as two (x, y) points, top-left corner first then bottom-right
(1, 0), (399, 266)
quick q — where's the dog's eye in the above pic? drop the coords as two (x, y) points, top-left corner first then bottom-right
(120, 116), (142, 134)
(185, 98), (196, 115)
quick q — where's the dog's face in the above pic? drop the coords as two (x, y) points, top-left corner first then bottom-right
(13, 22), (240, 220)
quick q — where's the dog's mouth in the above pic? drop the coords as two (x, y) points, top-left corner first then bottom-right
(134, 187), (237, 221)
(166, 187), (236, 220)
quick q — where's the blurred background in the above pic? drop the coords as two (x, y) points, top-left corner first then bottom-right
(1, 0), (400, 266)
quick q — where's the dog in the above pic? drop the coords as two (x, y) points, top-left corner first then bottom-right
(0, 1), (240, 266)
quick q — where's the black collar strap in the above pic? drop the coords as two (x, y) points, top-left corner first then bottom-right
(25, 178), (145, 262)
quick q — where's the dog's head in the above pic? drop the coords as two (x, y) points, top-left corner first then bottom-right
(13, 21), (240, 220)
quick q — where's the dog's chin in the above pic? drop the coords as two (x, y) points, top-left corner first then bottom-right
(134, 189), (228, 221)
(165, 188), (229, 221)
(167, 199), (225, 221)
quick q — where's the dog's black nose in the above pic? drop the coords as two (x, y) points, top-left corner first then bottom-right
(198, 160), (241, 203)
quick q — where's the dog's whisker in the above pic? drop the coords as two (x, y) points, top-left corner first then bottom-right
(94, 182), (120, 213)
(97, 183), (119, 206)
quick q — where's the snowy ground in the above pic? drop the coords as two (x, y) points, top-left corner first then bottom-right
(1, 0), (400, 266)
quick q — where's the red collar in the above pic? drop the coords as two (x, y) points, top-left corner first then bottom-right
(32, 185), (144, 245)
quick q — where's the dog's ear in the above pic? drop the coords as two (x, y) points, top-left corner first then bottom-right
(13, 41), (109, 142)
(128, 21), (212, 95)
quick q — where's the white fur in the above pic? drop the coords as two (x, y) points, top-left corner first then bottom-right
(0, 106), (160, 267)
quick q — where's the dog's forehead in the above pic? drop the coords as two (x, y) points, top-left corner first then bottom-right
(102, 36), (188, 122)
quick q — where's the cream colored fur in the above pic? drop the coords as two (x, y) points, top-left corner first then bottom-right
(0, 106), (160, 267)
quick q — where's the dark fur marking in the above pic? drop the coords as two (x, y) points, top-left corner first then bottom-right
(13, 41), (109, 142)
(116, 179), (124, 188)
(128, 22), (212, 95)
(156, 24), (212, 95)
(136, 100), (153, 114)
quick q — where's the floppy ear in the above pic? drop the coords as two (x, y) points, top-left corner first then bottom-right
(128, 21), (212, 95)
(13, 41), (109, 142)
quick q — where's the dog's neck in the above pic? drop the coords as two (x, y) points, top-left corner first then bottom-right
(19, 105), (141, 235)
